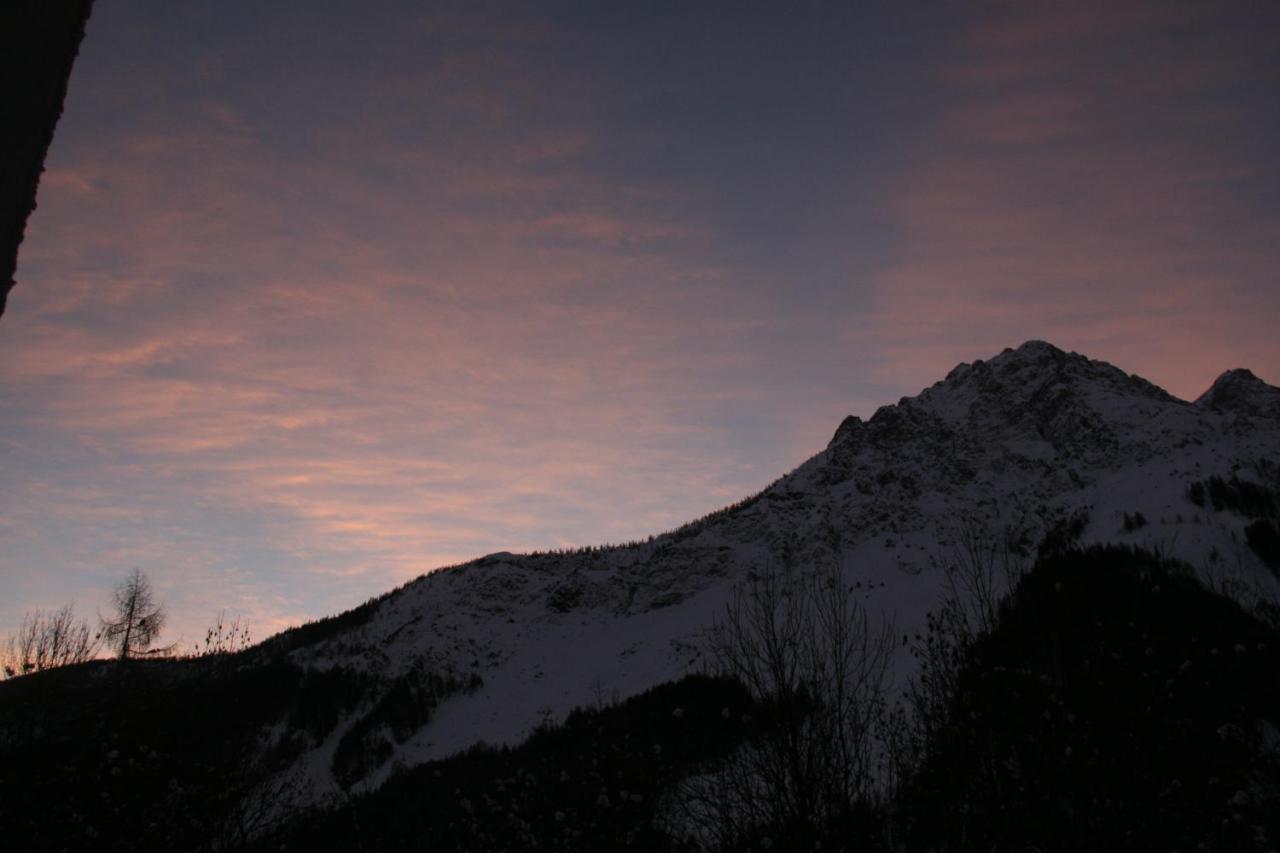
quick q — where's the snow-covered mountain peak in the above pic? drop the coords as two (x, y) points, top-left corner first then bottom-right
(829, 341), (1183, 464)
(272, 343), (1279, 800)
(925, 340), (1175, 416)
(1196, 367), (1280, 418)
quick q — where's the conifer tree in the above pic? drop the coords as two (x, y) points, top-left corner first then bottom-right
(101, 569), (167, 660)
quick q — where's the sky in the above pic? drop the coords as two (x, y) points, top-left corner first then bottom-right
(2, 1), (1278, 647)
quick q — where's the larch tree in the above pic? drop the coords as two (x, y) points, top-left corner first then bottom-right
(100, 569), (168, 661)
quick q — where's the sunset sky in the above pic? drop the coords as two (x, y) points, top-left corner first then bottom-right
(2, 1), (1278, 645)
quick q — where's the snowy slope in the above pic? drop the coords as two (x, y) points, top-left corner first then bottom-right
(276, 341), (1280, 799)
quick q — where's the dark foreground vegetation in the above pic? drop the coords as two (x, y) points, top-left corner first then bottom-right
(2, 545), (1277, 852)
(899, 546), (1280, 852)
(245, 675), (755, 853)
(0, 653), (475, 850)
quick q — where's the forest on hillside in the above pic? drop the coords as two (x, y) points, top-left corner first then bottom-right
(3, 537), (1278, 852)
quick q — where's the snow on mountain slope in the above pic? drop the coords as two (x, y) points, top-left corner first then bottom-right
(277, 341), (1280, 799)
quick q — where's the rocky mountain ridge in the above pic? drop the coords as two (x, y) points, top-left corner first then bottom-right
(268, 341), (1280, 800)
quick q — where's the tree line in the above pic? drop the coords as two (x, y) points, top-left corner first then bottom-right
(1, 568), (250, 678)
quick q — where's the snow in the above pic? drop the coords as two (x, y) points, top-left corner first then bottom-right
(276, 340), (1280, 800)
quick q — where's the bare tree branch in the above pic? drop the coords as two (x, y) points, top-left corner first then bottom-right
(672, 561), (895, 848)
(1, 603), (100, 677)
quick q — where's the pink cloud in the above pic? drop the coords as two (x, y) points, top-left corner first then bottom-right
(6, 2), (1275, 649)
(858, 2), (1280, 401)
(1, 48), (778, 646)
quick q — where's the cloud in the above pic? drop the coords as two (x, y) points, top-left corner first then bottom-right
(5, 2), (1276, 647)
(0, 16), (779, 646)
(858, 1), (1280, 399)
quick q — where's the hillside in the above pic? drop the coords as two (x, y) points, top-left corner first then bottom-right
(235, 546), (1280, 853)
(264, 340), (1280, 798)
(2, 340), (1278, 850)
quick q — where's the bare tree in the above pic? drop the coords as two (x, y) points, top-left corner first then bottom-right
(1, 604), (100, 677)
(937, 512), (1032, 638)
(100, 569), (169, 661)
(209, 763), (313, 851)
(885, 512), (1036, 798)
(672, 561), (896, 849)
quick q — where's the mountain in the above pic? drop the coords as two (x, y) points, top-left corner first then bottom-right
(263, 340), (1280, 799)
(1196, 367), (1280, 419)
(3, 340), (1278, 852)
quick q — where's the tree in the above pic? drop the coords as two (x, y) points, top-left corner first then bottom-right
(672, 561), (896, 849)
(1, 603), (100, 678)
(100, 569), (168, 661)
(938, 512), (1032, 638)
(887, 513), (1034, 790)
